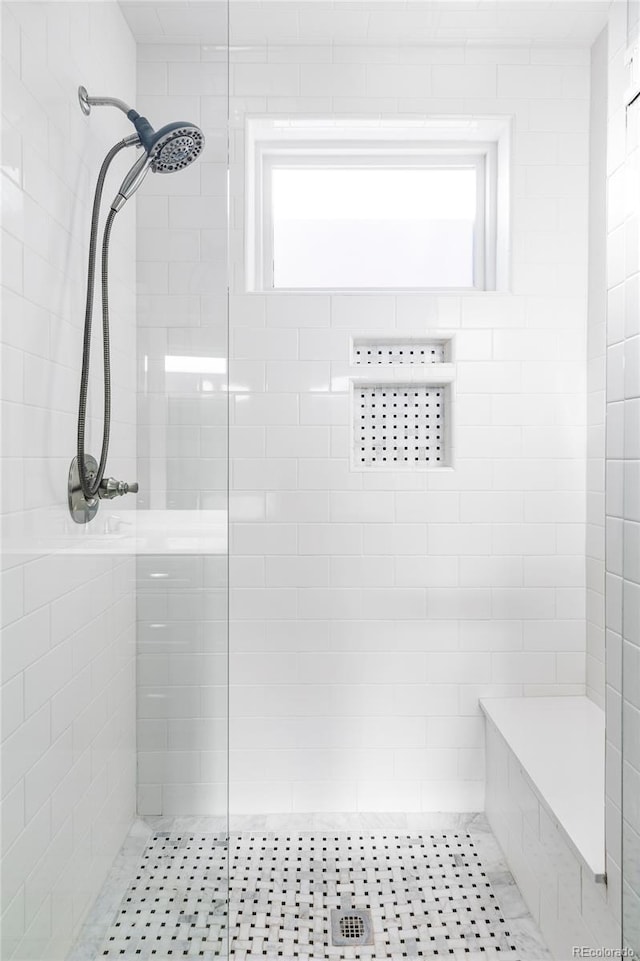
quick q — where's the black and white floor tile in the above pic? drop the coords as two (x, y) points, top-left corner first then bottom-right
(69, 815), (551, 961)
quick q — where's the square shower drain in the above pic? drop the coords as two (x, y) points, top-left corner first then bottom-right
(331, 908), (374, 946)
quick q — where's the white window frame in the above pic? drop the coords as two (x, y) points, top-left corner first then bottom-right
(247, 129), (506, 293)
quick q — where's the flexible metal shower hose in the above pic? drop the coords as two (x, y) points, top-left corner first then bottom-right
(76, 139), (127, 500)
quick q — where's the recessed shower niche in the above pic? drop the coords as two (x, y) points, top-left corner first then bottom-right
(350, 335), (454, 470)
(351, 336), (452, 366)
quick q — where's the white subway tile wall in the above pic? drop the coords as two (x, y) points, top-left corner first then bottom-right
(136, 552), (228, 816)
(605, 2), (640, 954)
(228, 42), (591, 818)
(137, 36), (591, 817)
(0, 2), (137, 959)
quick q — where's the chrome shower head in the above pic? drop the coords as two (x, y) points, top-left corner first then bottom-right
(112, 114), (205, 210)
(127, 111), (204, 171)
(147, 122), (205, 173)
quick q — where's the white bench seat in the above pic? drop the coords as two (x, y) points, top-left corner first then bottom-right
(480, 695), (605, 880)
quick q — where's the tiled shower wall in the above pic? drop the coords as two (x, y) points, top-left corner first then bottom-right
(135, 37), (593, 816)
(0, 2), (137, 958)
(604, 0), (640, 952)
(226, 44), (591, 816)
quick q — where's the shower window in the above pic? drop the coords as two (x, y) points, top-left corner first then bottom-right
(269, 159), (485, 290)
(246, 127), (507, 292)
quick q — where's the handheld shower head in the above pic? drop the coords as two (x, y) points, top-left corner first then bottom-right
(110, 116), (205, 210)
(72, 89), (207, 523)
(147, 122), (205, 173)
(127, 111), (204, 170)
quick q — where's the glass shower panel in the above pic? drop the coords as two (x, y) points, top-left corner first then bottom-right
(134, 3), (230, 957)
(630, 0), (640, 43)
(622, 3), (640, 954)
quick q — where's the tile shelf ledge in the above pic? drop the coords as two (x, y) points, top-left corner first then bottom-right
(0, 508), (227, 556)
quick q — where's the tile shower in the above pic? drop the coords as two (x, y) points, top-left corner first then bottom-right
(1, 2), (640, 961)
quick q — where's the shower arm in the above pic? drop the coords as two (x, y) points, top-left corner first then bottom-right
(78, 86), (162, 160)
(78, 86), (134, 117)
(78, 87), (144, 157)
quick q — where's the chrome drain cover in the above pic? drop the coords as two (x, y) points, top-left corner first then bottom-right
(330, 908), (374, 946)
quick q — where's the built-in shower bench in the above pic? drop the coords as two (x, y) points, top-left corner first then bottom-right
(480, 695), (605, 879)
(480, 696), (619, 959)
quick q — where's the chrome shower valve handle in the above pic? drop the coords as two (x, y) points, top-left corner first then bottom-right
(68, 455), (138, 524)
(98, 477), (139, 500)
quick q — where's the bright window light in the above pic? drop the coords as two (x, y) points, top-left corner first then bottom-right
(271, 165), (479, 290)
(164, 356), (227, 374)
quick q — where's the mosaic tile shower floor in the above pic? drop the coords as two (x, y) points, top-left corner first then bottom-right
(70, 816), (551, 961)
